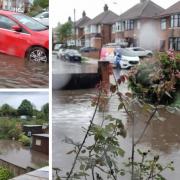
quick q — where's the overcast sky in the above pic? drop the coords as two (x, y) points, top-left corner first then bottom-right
(51, 0), (179, 27)
(0, 92), (48, 110)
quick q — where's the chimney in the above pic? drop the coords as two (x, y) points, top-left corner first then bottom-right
(68, 16), (72, 22)
(140, 0), (147, 3)
(82, 11), (86, 17)
(104, 4), (108, 11)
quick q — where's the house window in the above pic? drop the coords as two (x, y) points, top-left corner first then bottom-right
(90, 25), (97, 33)
(169, 37), (180, 51)
(161, 18), (166, 30)
(97, 25), (101, 33)
(171, 14), (180, 27)
(112, 24), (116, 33)
(125, 20), (134, 30)
(85, 26), (90, 34)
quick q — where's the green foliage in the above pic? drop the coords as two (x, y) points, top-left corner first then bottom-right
(7, 126), (22, 140)
(0, 119), (17, 139)
(0, 167), (13, 180)
(57, 22), (73, 43)
(18, 99), (33, 117)
(33, 0), (49, 9)
(124, 149), (174, 180)
(0, 104), (16, 117)
(128, 50), (180, 105)
(41, 103), (49, 121)
(18, 134), (31, 146)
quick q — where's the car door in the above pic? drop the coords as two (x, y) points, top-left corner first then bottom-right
(0, 14), (30, 57)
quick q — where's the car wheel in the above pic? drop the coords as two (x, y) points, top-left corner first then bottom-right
(147, 53), (153, 58)
(27, 47), (48, 63)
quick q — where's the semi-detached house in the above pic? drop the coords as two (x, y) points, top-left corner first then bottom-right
(75, 11), (91, 47)
(84, 4), (119, 48)
(112, 0), (164, 50)
(159, 1), (180, 51)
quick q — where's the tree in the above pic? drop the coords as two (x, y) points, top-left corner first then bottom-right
(33, 0), (49, 9)
(41, 103), (49, 121)
(57, 22), (73, 43)
(0, 104), (16, 117)
(18, 99), (33, 117)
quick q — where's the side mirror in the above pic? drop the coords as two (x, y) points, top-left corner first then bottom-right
(12, 25), (22, 32)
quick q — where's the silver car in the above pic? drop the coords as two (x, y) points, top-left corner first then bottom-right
(127, 47), (153, 57)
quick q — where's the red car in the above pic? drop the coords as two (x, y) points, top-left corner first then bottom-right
(0, 10), (49, 62)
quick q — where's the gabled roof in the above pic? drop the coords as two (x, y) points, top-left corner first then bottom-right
(86, 10), (119, 26)
(160, 1), (180, 17)
(116, 0), (164, 21)
(75, 16), (91, 28)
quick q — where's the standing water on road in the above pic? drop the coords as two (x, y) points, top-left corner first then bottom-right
(0, 54), (48, 88)
(53, 88), (180, 180)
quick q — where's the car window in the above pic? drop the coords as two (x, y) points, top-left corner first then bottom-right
(0, 15), (18, 30)
(35, 12), (49, 18)
(134, 48), (144, 51)
(12, 14), (48, 31)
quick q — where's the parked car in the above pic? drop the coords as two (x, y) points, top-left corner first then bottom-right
(57, 48), (66, 59)
(53, 43), (64, 55)
(100, 46), (139, 69)
(62, 49), (82, 62)
(80, 47), (98, 53)
(126, 47), (153, 57)
(0, 10), (49, 62)
(33, 11), (49, 27)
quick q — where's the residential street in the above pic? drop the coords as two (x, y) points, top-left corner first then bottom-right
(0, 53), (49, 88)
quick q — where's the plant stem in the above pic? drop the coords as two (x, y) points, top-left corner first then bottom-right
(134, 107), (157, 146)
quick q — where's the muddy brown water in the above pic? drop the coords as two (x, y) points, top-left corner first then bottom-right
(52, 88), (180, 180)
(0, 140), (48, 169)
(0, 54), (48, 88)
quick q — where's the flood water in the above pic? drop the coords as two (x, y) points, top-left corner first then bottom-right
(0, 140), (48, 169)
(52, 88), (180, 180)
(0, 54), (48, 88)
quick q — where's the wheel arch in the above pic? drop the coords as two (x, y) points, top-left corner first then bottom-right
(25, 45), (49, 58)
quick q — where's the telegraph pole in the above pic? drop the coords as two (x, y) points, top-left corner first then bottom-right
(74, 8), (76, 47)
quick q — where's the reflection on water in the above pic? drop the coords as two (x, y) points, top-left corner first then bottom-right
(53, 88), (180, 179)
(0, 54), (48, 88)
(0, 140), (48, 169)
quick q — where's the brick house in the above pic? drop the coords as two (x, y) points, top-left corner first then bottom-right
(84, 4), (119, 49)
(158, 1), (180, 52)
(113, 0), (164, 50)
(75, 11), (91, 47)
(1, 0), (29, 12)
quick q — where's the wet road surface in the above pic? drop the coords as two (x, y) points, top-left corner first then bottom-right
(0, 54), (48, 88)
(52, 89), (180, 180)
(0, 140), (48, 169)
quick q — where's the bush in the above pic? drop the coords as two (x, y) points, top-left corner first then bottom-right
(0, 167), (13, 180)
(19, 134), (31, 146)
(129, 50), (180, 105)
(7, 127), (22, 140)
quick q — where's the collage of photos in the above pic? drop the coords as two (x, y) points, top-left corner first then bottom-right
(0, 0), (180, 179)
(0, 0), (49, 179)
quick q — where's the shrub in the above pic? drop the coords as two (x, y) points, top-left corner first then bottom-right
(0, 167), (13, 180)
(18, 134), (31, 146)
(7, 127), (22, 140)
(129, 50), (180, 105)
